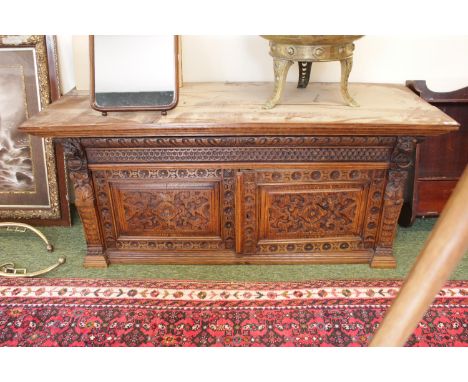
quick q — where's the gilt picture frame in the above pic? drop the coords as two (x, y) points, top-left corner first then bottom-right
(0, 35), (70, 226)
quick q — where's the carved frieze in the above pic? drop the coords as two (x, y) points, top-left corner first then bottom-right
(85, 146), (392, 163)
(116, 239), (223, 251)
(81, 136), (397, 148)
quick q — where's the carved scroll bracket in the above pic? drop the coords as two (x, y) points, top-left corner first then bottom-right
(371, 137), (417, 268)
(60, 138), (108, 267)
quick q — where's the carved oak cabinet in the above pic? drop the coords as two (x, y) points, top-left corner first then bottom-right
(20, 83), (458, 268)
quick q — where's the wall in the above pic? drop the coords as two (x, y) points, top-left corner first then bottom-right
(57, 35), (468, 93)
(56, 35), (75, 93)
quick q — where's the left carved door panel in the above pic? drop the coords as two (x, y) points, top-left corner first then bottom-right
(92, 167), (236, 253)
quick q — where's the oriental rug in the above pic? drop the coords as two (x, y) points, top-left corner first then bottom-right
(0, 278), (466, 347)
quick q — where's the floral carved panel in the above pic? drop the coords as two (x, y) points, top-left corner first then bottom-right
(92, 167), (236, 253)
(240, 167), (387, 255)
(117, 186), (218, 236)
(113, 182), (220, 237)
(263, 189), (360, 239)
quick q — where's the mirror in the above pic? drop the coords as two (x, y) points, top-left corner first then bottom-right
(90, 35), (179, 114)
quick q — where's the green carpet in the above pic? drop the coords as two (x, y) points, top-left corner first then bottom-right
(1, 207), (466, 281)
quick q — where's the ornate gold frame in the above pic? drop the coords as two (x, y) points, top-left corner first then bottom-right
(0, 35), (65, 221)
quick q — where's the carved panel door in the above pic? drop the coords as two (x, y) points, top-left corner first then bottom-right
(92, 167), (236, 254)
(235, 165), (388, 258)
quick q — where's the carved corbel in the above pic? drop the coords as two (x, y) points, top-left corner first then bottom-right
(60, 138), (108, 268)
(371, 137), (417, 268)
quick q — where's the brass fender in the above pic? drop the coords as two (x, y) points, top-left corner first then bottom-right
(0, 222), (66, 277)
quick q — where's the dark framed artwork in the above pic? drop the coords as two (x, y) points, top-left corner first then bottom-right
(0, 35), (70, 226)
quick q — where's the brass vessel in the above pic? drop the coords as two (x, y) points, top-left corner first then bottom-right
(262, 35), (363, 109)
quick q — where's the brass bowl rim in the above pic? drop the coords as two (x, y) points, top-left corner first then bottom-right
(261, 35), (363, 45)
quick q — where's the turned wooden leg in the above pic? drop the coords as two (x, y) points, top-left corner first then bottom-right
(61, 138), (109, 268)
(263, 58), (293, 109)
(297, 61), (312, 89)
(340, 57), (359, 107)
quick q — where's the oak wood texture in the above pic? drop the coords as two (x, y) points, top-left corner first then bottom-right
(371, 165), (468, 346)
(400, 81), (468, 225)
(20, 83), (458, 138)
(20, 82), (457, 268)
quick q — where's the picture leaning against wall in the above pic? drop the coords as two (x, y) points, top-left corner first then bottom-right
(0, 35), (70, 226)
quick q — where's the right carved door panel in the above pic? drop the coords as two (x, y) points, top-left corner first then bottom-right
(236, 165), (387, 256)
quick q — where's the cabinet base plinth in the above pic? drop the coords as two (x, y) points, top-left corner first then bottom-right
(84, 248), (109, 268)
(106, 250), (374, 266)
(370, 248), (397, 269)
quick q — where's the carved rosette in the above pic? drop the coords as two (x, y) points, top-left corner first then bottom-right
(222, 169), (236, 249)
(257, 241), (362, 254)
(93, 171), (115, 248)
(362, 169), (386, 249)
(240, 171), (258, 254)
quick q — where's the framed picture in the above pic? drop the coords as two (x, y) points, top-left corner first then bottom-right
(0, 35), (70, 226)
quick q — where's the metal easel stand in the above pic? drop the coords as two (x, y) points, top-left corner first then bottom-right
(0, 222), (66, 278)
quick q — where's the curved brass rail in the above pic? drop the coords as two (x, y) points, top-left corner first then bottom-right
(0, 222), (66, 278)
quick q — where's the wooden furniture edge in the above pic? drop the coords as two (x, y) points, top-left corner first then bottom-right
(20, 122), (459, 138)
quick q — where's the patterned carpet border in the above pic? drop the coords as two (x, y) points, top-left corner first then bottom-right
(0, 278), (466, 347)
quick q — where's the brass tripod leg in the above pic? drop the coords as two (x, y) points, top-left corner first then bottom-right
(263, 58), (293, 109)
(340, 57), (359, 107)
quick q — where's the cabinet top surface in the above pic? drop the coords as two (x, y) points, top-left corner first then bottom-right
(20, 82), (458, 137)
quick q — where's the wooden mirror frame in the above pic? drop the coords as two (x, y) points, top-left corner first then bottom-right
(89, 35), (180, 115)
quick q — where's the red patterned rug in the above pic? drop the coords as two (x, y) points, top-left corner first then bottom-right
(0, 278), (466, 347)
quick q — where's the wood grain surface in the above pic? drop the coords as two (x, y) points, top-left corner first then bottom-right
(20, 82), (458, 138)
